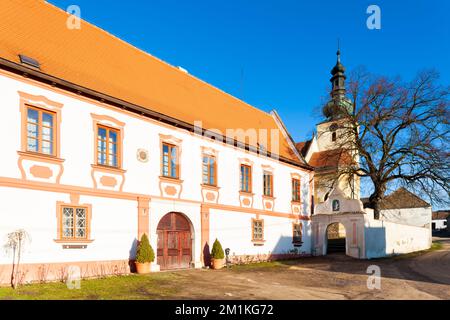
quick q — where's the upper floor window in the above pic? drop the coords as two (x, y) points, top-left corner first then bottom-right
(26, 106), (55, 156)
(202, 154), (217, 186)
(240, 164), (252, 193)
(292, 178), (301, 202)
(97, 125), (120, 168)
(263, 171), (273, 197)
(162, 143), (179, 178)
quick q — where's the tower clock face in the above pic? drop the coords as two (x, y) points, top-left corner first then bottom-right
(329, 123), (339, 132)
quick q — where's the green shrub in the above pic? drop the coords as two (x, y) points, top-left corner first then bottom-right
(210, 239), (225, 259)
(135, 234), (155, 263)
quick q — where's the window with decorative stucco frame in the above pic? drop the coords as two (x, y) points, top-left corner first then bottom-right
(292, 223), (303, 246)
(202, 154), (217, 186)
(240, 164), (252, 193)
(96, 124), (121, 168)
(263, 171), (273, 197)
(292, 178), (301, 202)
(162, 142), (179, 179)
(55, 202), (93, 244)
(19, 91), (64, 159)
(252, 218), (264, 244)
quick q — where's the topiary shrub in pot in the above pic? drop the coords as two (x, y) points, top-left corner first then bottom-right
(135, 233), (155, 274)
(210, 238), (225, 270)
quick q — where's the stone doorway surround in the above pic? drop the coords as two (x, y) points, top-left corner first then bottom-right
(312, 188), (367, 259)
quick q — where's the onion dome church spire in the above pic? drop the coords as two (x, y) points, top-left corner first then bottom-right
(330, 48), (346, 99)
(323, 45), (354, 120)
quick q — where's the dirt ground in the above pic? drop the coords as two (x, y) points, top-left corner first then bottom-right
(163, 237), (450, 300)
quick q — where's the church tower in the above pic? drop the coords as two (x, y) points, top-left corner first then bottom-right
(297, 49), (360, 204)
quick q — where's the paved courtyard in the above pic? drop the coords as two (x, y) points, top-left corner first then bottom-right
(1, 238), (449, 300)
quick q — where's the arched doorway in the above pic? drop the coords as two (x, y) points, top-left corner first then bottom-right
(157, 212), (192, 270)
(326, 222), (346, 254)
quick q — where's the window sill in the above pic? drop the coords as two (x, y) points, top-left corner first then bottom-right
(17, 151), (65, 163)
(92, 164), (126, 173)
(262, 195), (276, 200)
(252, 240), (265, 246)
(201, 184), (220, 190)
(293, 241), (303, 247)
(291, 200), (302, 205)
(239, 191), (254, 196)
(159, 176), (183, 183)
(54, 239), (94, 244)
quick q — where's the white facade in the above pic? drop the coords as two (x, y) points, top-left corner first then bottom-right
(0, 70), (313, 284)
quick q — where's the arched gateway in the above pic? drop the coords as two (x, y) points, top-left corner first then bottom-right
(326, 222), (346, 254)
(311, 187), (366, 258)
(157, 212), (193, 270)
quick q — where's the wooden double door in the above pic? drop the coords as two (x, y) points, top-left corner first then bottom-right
(157, 212), (192, 270)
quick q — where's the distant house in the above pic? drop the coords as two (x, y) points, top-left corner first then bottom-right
(361, 188), (432, 228)
(432, 210), (450, 231)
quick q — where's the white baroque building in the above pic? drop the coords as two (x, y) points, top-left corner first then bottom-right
(0, 0), (314, 284)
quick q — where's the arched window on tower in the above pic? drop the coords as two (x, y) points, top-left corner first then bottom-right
(332, 132), (337, 142)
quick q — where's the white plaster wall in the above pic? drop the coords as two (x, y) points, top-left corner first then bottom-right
(365, 219), (431, 259)
(209, 209), (311, 257)
(0, 187), (137, 265)
(380, 207), (432, 228)
(304, 136), (318, 163)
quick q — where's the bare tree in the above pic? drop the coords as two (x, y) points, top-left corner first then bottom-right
(328, 68), (449, 219)
(3, 229), (31, 289)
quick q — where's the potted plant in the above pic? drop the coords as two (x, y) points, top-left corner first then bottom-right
(210, 238), (225, 270)
(135, 233), (155, 274)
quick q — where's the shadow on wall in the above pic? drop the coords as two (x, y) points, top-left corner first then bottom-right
(128, 238), (138, 273)
(226, 236), (309, 265)
(301, 183), (309, 214)
(364, 226), (387, 259)
(272, 236), (305, 255)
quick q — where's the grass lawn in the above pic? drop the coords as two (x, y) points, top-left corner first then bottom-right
(0, 261), (298, 300)
(0, 272), (183, 300)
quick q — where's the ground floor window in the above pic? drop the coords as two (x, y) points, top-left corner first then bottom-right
(252, 219), (264, 243)
(293, 223), (303, 246)
(57, 203), (91, 241)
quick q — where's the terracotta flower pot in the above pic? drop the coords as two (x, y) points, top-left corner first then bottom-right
(211, 258), (224, 270)
(135, 262), (151, 274)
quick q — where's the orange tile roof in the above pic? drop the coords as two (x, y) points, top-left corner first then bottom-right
(309, 149), (352, 169)
(295, 139), (312, 157)
(0, 0), (303, 164)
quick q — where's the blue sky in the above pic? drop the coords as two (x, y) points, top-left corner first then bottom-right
(49, 0), (449, 143)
